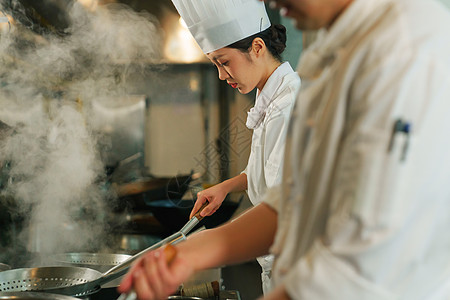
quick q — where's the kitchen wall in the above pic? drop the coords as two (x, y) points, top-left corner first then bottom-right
(123, 65), (221, 180)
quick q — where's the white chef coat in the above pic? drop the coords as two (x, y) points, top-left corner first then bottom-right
(244, 61), (300, 206)
(263, 0), (450, 299)
(243, 61), (300, 294)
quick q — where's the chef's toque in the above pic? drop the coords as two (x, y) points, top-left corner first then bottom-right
(171, 0), (271, 54)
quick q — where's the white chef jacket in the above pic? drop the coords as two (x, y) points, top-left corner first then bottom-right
(243, 62), (300, 294)
(244, 62), (300, 206)
(262, 0), (450, 299)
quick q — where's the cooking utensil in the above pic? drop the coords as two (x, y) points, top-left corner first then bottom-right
(179, 202), (208, 235)
(0, 204), (207, 297)
(113, 173), (196, 212)
(145, 195), (242, 233)
(0, 291), (79, 300)
(114, 174), (193, 197)
(51, 253), (133, 289)
(117, 203), (209, 300)
(52, 253), (132, 272)
(0, 234), (184, 297)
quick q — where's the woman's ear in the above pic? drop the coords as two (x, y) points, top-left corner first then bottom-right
(251, 37), (266, 57)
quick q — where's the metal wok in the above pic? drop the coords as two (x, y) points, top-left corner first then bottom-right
(51, 253), (132, 289)
(0, 237), (180, 297)
(144, 195), (243, 233)
(51, 253), (132, 273)
(0, 205), (207, 297)
(114, 173), (196, 211)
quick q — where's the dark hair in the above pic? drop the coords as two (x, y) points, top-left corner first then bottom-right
(226, 24), (287, 61)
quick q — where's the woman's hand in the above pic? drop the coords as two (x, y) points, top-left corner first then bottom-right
(118, 246), (195, 300)
(119, 202), (277, 299)
(190, 173), (248, 219)
(190, 183), (229, 218)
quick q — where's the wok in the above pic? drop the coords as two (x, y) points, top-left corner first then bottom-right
(0, 240), (179, 297)
(52, 253), (132, 272)
(144, 195), (243, 233)
(114, 173), (195, 211)
(51, 253), (132, 289)
(0, 204), (208, 297)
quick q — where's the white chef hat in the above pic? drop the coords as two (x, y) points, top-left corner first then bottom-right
(171, 0), (271, 54)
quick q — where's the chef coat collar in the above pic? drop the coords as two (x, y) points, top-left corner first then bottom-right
(246, 61), (294, 129)
(297, 0), (391, 79)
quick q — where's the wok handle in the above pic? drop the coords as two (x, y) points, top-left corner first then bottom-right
(102, 231), (185, 279)
(179, 202), (209, 235)
(193, 201), (209, 221)
(116, 245), (177, 300)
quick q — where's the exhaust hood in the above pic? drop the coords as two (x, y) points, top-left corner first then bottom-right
(0, 0), (207, 63)
(109, 0), (207, 63)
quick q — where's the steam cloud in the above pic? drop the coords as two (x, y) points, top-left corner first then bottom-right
(0, 1), (161, 263)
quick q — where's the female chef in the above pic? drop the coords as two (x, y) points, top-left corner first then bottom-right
(176, 0), (300, 294)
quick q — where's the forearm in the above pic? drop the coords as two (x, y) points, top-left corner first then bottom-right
(178, 203), (277, 271)
(220, 173), (247, 193)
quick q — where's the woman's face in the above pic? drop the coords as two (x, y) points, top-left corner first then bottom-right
(206, 47), (262, 95)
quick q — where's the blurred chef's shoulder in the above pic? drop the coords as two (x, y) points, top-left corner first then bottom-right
(0, 0), (284, 299)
